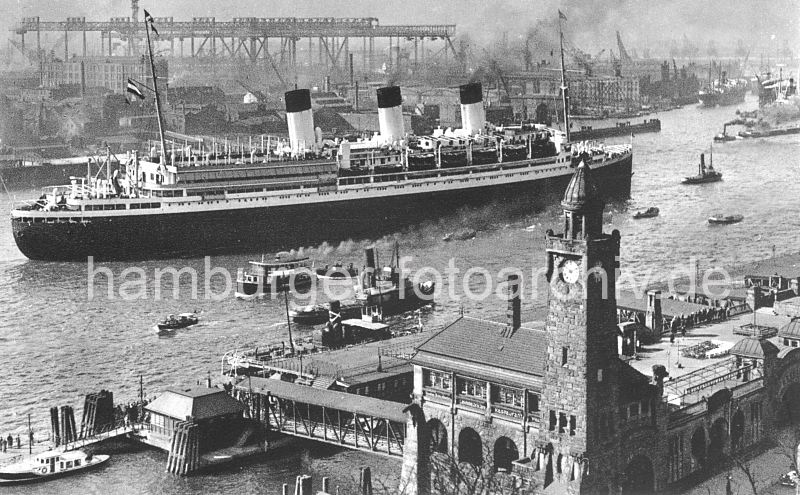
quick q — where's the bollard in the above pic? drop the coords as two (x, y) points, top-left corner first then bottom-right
(360, 467), (373, 495)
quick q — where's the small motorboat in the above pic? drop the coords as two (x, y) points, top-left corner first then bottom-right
(633, 207), (659, 219)
(315, 262), (359, 280)
(443, 229), (477, 242)
(713, 124), (738, 142)
(708, 214), (744, 224)
(156, 313), (199, 334)
(682, 152), (722, 184)
(0, 450), (109, 485)
(779, 470), (799, 487)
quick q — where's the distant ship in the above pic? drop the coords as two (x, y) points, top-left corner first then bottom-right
(698, 72), (748, 107)
(10, 14), (633, 262)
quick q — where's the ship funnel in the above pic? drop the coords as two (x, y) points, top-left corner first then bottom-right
(364, 246), (377, 288)
(284, 89), (316, 154)
(459, 82), (485, 135)
(377, 86), (404, 143)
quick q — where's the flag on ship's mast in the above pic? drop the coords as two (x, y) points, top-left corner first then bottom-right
(126, 79), (145, 100)
(143, 9), (159, 37)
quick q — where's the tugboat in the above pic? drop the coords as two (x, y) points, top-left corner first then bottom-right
(633, 207), (659, 219)
(315, 262), (358, 280)
(713, 124), (738, 142)
(235, 253), (313, 299)
(708, 213), (743, 225)
(0, 450), (109, 484)
(156, 313), (199, 334)
(290, 244), (435, 325)
(682, 152), (722, 184)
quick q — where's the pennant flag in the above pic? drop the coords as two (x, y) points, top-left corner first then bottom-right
(126, 79), (145, 100)
(143, 9), (159, 36)
(558, 9), (568, 21)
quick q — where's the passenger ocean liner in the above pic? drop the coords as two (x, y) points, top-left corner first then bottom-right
(10, 16), (632, 262)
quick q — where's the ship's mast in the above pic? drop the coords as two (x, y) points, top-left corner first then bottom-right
(143, 12), (168, 173)
(558, 13), (571, 142)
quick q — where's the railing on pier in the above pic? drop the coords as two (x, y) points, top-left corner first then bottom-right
(59, 421), (139, 452)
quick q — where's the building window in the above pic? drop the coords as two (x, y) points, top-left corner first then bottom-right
(597, 369), (603, 382)
(549, 410), (557, 431)
(559, 413), (567, 434)
(526, 392), (540, 412)
(457, 377), (486, 398)
(562, 346), (569, 366)
(492, 385), (522, 407)
(569, 415), (576, 436)
(641, 399), (650, 415)
(423, 369), (451, 391)
(629, 403), (639, 417)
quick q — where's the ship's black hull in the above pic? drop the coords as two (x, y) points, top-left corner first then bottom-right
(13, 156), (632, 261)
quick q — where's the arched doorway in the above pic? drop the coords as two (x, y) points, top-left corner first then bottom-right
(708, 418), (729, 464)
(691, 427), (706, 468)
(622, 455), (655, 494)
(427, 419), (448, 454)
(458, 428), (483, 467)
(731, 410), (745, 452)
(781, 383), (800, 425)
(493, 437), (519, 473)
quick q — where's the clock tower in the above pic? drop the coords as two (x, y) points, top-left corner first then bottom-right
(541, 159), (621, 494)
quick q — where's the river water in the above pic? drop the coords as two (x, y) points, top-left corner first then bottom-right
(1, 94), (799, 494)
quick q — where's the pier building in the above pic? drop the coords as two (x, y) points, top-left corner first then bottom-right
(398, 161), (800, 494)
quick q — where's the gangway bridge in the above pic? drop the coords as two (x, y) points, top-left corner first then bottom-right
(235, 377), (408, 458)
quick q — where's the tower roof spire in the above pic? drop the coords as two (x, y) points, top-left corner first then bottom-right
(561, 155), (601, 213)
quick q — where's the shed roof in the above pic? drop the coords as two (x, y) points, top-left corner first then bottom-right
(617, 293), (708, 318)
(145, 387), (244, 421)
(729, 337), (780, 359)
(413, 316), (547, 377)
(779, 318), (800, 339)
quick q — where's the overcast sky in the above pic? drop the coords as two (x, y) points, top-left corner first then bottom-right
(3, 0), (798, 57)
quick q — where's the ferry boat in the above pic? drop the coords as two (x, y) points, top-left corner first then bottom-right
(708, 213), (743, 225)
(10, 14), (633, 262)
(0, 450), (109, 484)
(235, 254), (313, 299)
(155, 312), (199, 334)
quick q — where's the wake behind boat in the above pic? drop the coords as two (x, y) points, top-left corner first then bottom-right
(0, 450), (109, 485)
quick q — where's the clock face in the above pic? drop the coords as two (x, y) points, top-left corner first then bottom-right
(561, 260), (581, 284)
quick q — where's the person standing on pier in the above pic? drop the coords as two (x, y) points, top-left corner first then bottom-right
(6, 434), (12, 450)
(2, 437), (6, 452)
(16, 435), (20, 449)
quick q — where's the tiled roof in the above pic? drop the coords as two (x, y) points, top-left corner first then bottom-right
(414, 316), (547, 377)
(145, 387), (244, 421)
(779, 318), (800, 339)
(730, 336), (780, 359)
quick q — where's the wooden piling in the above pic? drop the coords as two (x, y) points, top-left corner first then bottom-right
(359, 467), (373, 495)
(50, 407), (60, 446)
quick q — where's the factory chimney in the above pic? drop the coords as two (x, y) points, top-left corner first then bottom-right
(284, 89), (316, 154)
(459, 82), (485, 135)
(376, 86), (404, 143)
